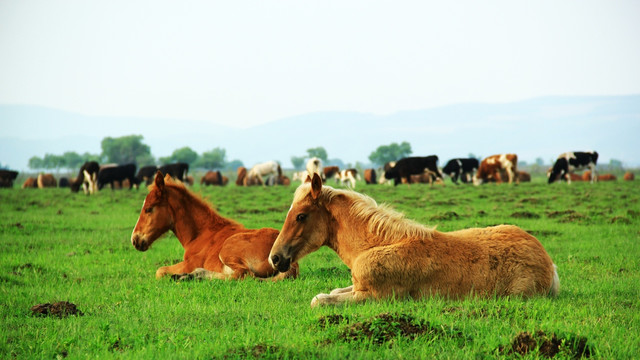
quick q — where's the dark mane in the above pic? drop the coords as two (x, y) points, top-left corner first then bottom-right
(151, 179), (241, 228)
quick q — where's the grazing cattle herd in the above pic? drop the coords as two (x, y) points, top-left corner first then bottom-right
(1, 150), (635, 192)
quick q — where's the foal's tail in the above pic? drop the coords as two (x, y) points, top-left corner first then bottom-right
(549, 264), (560, 297)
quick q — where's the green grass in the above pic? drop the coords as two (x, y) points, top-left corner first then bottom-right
(1, 179), (639, 359)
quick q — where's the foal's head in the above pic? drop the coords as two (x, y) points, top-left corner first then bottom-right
(131, 171), (174, 251)
(269, 173), (334, 273)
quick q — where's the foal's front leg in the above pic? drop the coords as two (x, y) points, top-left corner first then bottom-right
(171, 268), (231, 281)
(156, 261), (192, 279)
(310, 285), (358, 308)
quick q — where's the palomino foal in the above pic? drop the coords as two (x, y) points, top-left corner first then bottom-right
(131, 171), (298, 281)
(269, 173), (559, 307)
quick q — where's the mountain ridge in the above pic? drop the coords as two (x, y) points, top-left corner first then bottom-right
(2, 95), (639, 170)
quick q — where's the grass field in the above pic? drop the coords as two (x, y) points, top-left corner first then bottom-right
(1, 178), (639, 359)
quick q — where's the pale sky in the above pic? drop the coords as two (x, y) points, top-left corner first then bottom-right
(1, 1), (639, 129)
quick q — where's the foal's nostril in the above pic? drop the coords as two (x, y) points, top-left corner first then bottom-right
(271, 254), (280, 266)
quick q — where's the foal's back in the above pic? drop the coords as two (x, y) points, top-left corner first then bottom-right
(352, 225), (556, 299)
(433, 225), (555, 297)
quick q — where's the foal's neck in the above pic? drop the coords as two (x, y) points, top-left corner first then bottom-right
(325, 198), (384, 269)
(168, 187), (233, 246)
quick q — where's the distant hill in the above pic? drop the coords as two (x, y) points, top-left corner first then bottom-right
(1, 95), (639, 171)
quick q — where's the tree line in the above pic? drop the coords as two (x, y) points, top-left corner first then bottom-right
(27, 135), (237, 171)
(24, 134), (629, 173)
(27, 134), (418, 172)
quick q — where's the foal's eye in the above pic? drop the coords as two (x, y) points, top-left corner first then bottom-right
(145, 207), (153, 214)
(296, 213), (307, 222)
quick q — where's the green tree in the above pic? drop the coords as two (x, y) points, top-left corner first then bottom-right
(101, 135), (152, 165)
(368, 141), (412, 166)
(195, 147), (227, 169)
(81, 152), (102, 164)
(226, 159), (244, 171)
(609, 159), (623, 169)
(28, 156), (44, 170)
(306, 147), (328, 162)
(160, 147), (199, 166)
(43, 153), (64, 170)
(291, 156), (306, 170)
(62, 151), (83, 170)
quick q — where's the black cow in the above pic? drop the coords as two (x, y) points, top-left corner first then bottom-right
(159, 163), (189, 182)
(136, 165), (158, 186)
(98, 163), (137, 190)
(0, 170), (18, 188)
(58, 177), (70, 188)
(70, 161), (100, 194)
(384, 156), (443, 186)
(548, 151), (598, 184)
(442, 158), (479, 184)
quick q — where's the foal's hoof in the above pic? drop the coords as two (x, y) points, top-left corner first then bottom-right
(171, 273), (194, 282)
(310, 294), (329, 308)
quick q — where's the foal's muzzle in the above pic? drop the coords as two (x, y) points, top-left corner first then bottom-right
(270, 253), (291, 273)
(131, 233), (150, 252)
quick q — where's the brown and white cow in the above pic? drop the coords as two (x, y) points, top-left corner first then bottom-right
(337, 168), (359, 188)
(22, 177), (38, 189)
(583, 171), (616, 182)
(201, 170), (225, 186)
(517, 171), (531, 183)
(364, 169), (377, 184)
(473, 154), (518, 185)
(322, 166), (340, 183)
(236, 167), (247, 186)
(624, 172), (635, 181)
(37, 173), (57, 188)
(306, 157), (323, 177)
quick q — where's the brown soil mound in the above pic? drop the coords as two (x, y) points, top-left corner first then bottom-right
(511, 211), (540, 219)
(31, 301), (84, 318)
(318, 314), (347, 328)
(502, 330), (592, 358)
(340, 312), (461, 345)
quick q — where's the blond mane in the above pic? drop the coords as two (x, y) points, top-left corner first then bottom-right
(294, 183), (434, 241)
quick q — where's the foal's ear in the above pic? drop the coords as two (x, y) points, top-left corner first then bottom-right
(310, 172), (322, 200)
(154, 171), (165, 191)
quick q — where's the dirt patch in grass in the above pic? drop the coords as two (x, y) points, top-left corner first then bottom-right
(318, 314), (348, 328)
(430, 211), (460, 221)
(110, 337), (131, 352)
(547, 210), (587, 223)
(559, 213), (587, 223)
(511, 211), (541, 219)
(224, 343), (280, 359)
(546, 210), (577, 218)
(526, 230), (561, 237)
(12, 263), (45, 276)
(235, 208), (265, 215)
(339, 313), (462, 345)
(627, 209), (640, 219)
(30, 301), (84, 318)
(519, 197), (541, 204)
(500, 330), (592, 358)
(610, 216), (631, 224)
